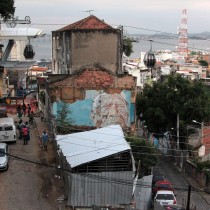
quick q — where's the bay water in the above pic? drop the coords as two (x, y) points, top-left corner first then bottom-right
(30, 35), (210, 61)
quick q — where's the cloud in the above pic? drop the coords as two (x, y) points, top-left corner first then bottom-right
(13, 0), (210, 34)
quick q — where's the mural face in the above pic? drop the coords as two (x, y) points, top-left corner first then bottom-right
(90, 92), (129, 128)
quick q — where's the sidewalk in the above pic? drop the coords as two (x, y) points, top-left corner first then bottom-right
(181, 170), (210, 205)
(9, 108), (64, 208)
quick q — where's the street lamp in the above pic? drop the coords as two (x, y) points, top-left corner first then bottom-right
(171, 125), (179, 150)
(192, 120), (203, 144)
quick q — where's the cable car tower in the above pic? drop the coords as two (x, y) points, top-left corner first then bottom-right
(177, 9), (188, 57)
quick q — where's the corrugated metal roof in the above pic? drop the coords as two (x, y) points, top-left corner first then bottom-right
(56, 125), (131, 168)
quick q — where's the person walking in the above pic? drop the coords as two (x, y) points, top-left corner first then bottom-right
(41, 130), (49, 151)
(25, 121), (30, 141)
(22, 125), (28, 145)
(18, 120), (25, 140)
(22, 103), (26, 116)
(17, 104), (22, 119)
(27, 104), (31, 117)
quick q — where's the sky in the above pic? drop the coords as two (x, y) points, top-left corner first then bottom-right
(10, 0), (210, 35)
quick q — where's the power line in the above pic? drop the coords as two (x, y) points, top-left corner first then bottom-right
(6, 22), (210, 52)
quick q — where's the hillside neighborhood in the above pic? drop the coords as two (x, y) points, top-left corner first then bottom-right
(1, 8), (210, 210)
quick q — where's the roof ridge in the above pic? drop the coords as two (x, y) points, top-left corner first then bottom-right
(56, 15), (113, 31)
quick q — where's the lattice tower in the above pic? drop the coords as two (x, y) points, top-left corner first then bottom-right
(177, 9), (188, 56)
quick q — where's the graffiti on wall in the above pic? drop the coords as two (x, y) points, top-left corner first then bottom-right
(53, 90), (131, 128)
(90, 92), (129, 128)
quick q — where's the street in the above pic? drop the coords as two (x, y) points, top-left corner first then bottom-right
(157, 156), (210, 210)
(0, 114), (63, 210)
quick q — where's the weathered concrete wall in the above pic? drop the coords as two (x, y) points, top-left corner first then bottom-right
(49, 69), (136, 130)
(185, 160), (210, 190)
(71, 31), (120, 74)
(52, 30), (122, 75)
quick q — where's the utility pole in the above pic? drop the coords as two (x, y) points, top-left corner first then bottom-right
(186, 185), (191, 210)
(177, 113), (180, 149)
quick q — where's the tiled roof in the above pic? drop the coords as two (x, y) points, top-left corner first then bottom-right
(57, 15), (113, 31)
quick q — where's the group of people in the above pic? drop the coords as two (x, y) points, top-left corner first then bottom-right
(17, 119), (49, 150)
(17, 103), (32, 119)
(17, 120), (30, 145)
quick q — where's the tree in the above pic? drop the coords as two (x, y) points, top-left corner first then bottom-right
(0, 0), (15, 20)
(136, 74), (210, 147)
(198, 60), (208, 67)
(56, 102), (74, 134)
(123, 37), (133, 57)
(126, 136), (158, 177)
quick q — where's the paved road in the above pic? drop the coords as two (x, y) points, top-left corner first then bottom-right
(0, 114), (62, 210)
(157, 156), (210, 210)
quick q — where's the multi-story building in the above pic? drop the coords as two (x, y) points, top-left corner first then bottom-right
(45, 15), (137, 132)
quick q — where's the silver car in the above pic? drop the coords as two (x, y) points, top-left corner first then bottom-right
(0, 143), (9, 171)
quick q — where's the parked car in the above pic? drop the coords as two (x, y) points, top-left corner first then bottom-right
(164, 204), (186, 210)
(0, 117), (17, 143)
(153, 180), (174, 195)
(152, 174), (166, 187)
(154, 190), (177, 206)
(0, 143), (9, 171)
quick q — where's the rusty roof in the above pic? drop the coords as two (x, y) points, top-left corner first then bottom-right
(56, 15), (113, 31)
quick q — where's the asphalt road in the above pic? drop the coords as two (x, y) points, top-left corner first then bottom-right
(0, 114), (62, 210)
(157, 156), (210, 210)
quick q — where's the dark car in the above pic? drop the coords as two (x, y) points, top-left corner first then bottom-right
(152, 174), (166, 186)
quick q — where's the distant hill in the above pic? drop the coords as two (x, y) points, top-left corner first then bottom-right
(130, 32), (210, 40)
(188, 31), (210, 39)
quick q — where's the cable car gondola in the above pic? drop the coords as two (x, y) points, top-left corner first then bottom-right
(23, 40), (35, 59)
(143, 40), (156, 68)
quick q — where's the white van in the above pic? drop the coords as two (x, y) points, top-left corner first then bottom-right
(0, 118), (16, 143)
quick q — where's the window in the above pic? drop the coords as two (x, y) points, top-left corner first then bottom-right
(156, 194), (174, 200)
(5, 126), (13, 131)
(0, 148), (5, 157)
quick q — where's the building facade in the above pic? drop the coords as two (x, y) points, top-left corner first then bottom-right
(45, 15), (137, 132)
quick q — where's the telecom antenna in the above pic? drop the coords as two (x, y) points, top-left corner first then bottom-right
(177, 9), (188, 57)
(82, 10), (95, 15)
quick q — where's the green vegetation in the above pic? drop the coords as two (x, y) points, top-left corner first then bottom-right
(198, 60), (209, 67)
(123, 37), (133, 57)
(195, 160), (210, 183)
(126, 136), (158, 177)
(0, 0), (15, 20)
(56, 102), (74, 134)
(136, 74), (210, 148)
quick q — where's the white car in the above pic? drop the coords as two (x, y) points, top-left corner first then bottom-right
(154, 190), (177, 206)
(0, 143), (9, 171)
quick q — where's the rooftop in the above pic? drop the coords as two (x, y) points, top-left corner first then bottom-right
(56, 15), (113, 31)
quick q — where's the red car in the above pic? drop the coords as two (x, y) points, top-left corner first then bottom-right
(152, 180), (174, 195)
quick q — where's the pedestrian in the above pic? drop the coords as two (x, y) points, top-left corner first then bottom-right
(27, 104), (31, 117)
(22, 103), (26, 116)
(41, 130), (49, 151)
(25, 121), (30, 141)
(22, 125), (28, 145)
(18, 120), (25, 139)
(17, 104), (22, 119)
(29, 111), (35, 124)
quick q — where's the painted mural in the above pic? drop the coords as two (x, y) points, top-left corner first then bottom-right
(90, 92), (129, 128)
(53, 90), (133, 129)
